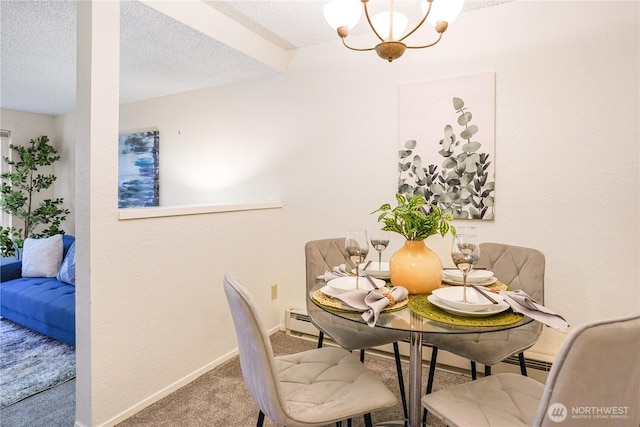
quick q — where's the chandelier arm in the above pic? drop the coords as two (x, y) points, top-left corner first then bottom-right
(341, 37), (377, 52)
(405, 33), (444, 50)
(363, 0), (386, 43)
(398, 0), (433, 43)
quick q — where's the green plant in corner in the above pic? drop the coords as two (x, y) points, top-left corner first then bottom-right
(0, 135), (70, 258)
(0, 226), (20, 257)
(372, 194), (455, 241)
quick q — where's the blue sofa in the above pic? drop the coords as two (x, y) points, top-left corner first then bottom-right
(1, 235), (75, 346)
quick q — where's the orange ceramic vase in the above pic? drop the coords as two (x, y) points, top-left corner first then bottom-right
(389, 240), (443, 295)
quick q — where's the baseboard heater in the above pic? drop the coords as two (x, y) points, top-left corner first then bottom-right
(285, 308), (556, 376)
(285, 308), (321, 337)
(501, 354), (552, 372)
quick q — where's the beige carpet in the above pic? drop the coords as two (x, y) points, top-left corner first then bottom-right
(117, 332), (471, 427)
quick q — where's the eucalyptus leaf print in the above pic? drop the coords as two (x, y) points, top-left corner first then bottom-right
(398, 97), (495, 220)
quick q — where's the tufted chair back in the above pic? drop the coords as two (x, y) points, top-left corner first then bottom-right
(476, 243), (545, 303)
(305, 238), (355, 293)
(305, 238), (409, 350)
(425, 242), (546, 373)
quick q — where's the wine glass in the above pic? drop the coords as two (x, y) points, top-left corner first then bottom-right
(451, 226), (480, 303)
(370, 230), (390, 269)
(345, 229), (369, 289)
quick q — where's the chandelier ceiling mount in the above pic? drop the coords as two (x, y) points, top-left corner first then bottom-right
(324, 0), (464, 62)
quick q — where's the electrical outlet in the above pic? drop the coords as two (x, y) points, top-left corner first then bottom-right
(271, 284), (278, 300)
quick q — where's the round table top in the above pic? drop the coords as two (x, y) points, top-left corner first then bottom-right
(310, 282), (535, 336)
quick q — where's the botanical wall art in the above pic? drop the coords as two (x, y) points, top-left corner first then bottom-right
(398, 72), (496, 220)
(118, 130), (159, 208)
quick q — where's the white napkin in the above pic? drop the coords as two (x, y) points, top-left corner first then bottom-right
(361, 286), (409, 327)
(323, 286), (408, 327)
(316, 264), (350, 281)
(499, 290), (569, 332)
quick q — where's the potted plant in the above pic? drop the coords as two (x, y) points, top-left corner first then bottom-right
(373, 194), (455, 294)
(0, 135), (70, 258)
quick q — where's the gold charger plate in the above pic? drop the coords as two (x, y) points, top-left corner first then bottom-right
(312, 289), (408, 313)
(408, 293), (524, 327)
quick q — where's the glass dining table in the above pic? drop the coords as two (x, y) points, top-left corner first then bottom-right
(309, 282), (535, 427)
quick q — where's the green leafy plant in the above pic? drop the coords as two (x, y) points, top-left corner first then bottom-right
(0, 135), (70, 257)
(0, 226), (20, 257)
(398, 97), (495, 219)
(372, 194), (455, 241)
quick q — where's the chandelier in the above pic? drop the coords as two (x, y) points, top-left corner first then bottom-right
(323, 0), (464, 62)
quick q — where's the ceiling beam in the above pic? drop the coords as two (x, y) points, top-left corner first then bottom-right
(138, 0), (291, 72)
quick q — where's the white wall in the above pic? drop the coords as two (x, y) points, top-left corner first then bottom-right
(0, 109), (54, 144)
(118, 80), (287, 207)
(53, 113), (76, 236)
(71, 3), (281, 426)
(4, 1), (639, 425)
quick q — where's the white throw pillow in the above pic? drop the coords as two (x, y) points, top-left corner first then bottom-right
(21, 235), (64, 278)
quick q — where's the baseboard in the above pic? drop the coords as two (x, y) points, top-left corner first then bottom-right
(94, 324), (280, 427)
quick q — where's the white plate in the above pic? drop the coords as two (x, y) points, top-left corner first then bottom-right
(355, 262), (390, 279)
(442, 276), (498, 287)
(443, 269), (494, 283)
(320, 285), (350, 298)
(432, 286), (504, 312)
(327, 276), (386, 291)
(320, 285), (387, 298)
(428, 294), (510, 317)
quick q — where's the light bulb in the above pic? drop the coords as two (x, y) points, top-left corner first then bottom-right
(422, 0), (464, 25)
(323, 0), (363, 30)
(371, 11), (408, 41)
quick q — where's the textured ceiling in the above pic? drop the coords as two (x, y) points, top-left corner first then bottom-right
(0, 0), (513, 116)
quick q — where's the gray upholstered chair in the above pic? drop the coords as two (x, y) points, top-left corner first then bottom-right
(421, 243), (546, 422)
(422, 313), (640, 427)
(305, 238), (410, 418)
(427, 243), (545, 374)
(223, 272), (397, 427)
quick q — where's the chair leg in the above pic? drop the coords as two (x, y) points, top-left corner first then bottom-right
(426, 346), (438, 394)
(393, 342), (408, 420)
(360, 348), (365, 363)
(422, 346), (439, 425)
(470, 361), (477, 380)
(484, 365), (492, 376)
(317, 331), (324, 348)
(518, 352), (528, 376)
(364, 413), (373, 427)
(257, 410), (265, 427)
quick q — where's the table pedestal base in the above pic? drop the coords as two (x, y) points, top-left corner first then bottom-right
(408, 330), (423, 427)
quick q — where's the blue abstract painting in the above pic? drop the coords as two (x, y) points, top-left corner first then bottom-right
(118, 131), (159, 208)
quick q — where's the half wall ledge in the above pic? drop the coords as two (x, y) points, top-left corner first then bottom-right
(118, 202), (282, 220)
